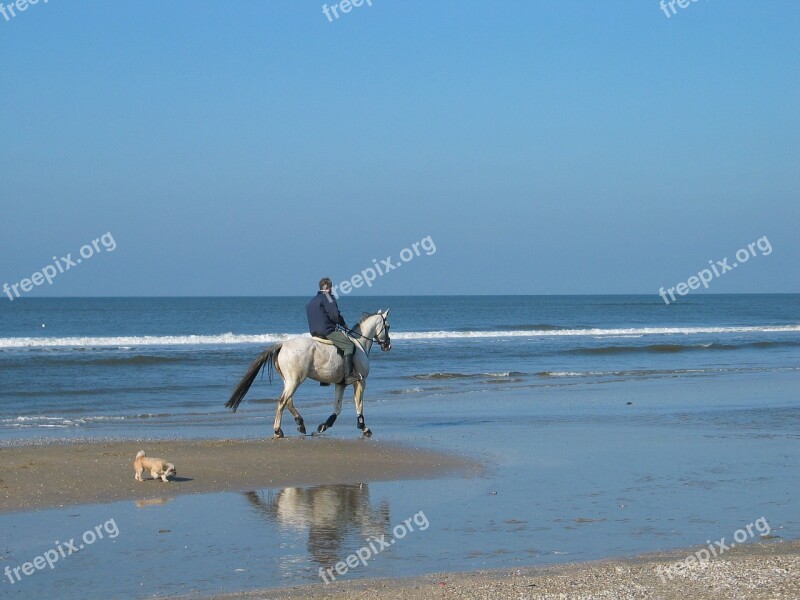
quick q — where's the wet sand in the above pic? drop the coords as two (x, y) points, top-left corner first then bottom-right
(204, 539), (800, 600)
(0, 438), (473, 514)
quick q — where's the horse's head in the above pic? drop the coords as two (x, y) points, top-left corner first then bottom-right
(374, 309), (392, 351)
(353, 310), (392, 351)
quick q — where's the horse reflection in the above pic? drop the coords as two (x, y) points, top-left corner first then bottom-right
(244, 483), (390, 566)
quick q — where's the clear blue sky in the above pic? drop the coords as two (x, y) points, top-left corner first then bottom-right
(1, 1), (798, 296)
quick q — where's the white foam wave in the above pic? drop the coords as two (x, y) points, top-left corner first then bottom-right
(3, 416), (83, 428)
(544, 371), (602, 377)
(0, 332), (294, 349)
(0, 414), (147, 429)
(0, 325), (798, 349)
(393, 325), (800, 339)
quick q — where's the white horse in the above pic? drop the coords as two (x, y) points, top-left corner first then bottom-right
(226, 310), (391, 438)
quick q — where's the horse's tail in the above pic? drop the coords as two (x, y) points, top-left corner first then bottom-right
(225, 343), (282, 413)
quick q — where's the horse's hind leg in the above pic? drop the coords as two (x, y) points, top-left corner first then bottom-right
(273, 379), (301, 438)
(353, 379), (371, 437)
(317, 383), (345, 434)
(285, 398), (306, 434)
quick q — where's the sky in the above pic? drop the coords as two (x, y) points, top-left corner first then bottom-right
(1, 1), (798, 297)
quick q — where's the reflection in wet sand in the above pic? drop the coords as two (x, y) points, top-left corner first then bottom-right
(135, 497), (175, 508)
(244, 483), (390, 567)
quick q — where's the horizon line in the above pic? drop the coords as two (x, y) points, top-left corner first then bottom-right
(4, 292), (798, 300)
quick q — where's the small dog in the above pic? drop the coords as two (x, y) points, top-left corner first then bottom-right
(134, 450), (177, 482)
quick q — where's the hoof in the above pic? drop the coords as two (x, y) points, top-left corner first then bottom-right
(316, 413), (337, 434)
(274, 428), (284, 438)
(362, 429), (372, 438)
(295, 416), (306, 435)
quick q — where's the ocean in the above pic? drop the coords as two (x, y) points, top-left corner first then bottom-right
(1, 295), (798, 443)
(1, 295), (799, 598)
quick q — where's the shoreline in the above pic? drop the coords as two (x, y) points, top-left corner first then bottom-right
(0, 438), (475, 514)
(197, 538), (800, 599)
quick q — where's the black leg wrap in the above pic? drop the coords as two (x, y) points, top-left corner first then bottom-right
(317, 414), (337, 434)
(357, 414), (365, 430)
(295, 416), (306, 435)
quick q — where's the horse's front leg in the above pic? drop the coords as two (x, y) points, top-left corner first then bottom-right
(353, 379), (371, 437)
(317, 383), (345, 434)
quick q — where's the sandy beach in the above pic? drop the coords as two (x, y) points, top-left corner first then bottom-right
(200, 539), (800, 600)
(2, 305), (797, 600)
(0, 438), (474, 514)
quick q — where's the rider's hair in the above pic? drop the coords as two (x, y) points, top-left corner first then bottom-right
(319, 277), (332, 291)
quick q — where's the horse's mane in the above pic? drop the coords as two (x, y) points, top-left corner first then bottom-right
(353, 312), (377, 330)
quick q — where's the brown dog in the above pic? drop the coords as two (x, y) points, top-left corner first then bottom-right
(134, 450), (176, 482)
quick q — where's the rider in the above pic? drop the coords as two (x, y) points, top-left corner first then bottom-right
(306, 277), (362, 385)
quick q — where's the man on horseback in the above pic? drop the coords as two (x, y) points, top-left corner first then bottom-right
(306, 277), (362, 385)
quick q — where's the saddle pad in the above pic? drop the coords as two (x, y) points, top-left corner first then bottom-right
(312, 336), (335, 345)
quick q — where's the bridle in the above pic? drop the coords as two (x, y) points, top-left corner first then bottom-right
(341, 313), (391, 353)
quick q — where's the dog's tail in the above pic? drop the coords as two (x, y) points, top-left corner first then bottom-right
(136, 450), (146, 459)
(225, 343), (282, 413)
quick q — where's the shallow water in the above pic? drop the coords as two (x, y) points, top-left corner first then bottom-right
(1, 371), (798, 599)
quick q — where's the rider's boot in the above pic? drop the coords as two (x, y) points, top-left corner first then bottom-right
(343, 355), (362, 385)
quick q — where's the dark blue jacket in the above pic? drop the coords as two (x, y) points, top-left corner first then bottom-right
(306, 291), (346, 336)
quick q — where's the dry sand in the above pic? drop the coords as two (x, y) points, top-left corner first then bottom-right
(0, 438), (474, 513)
(199, 539), (800, 600)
